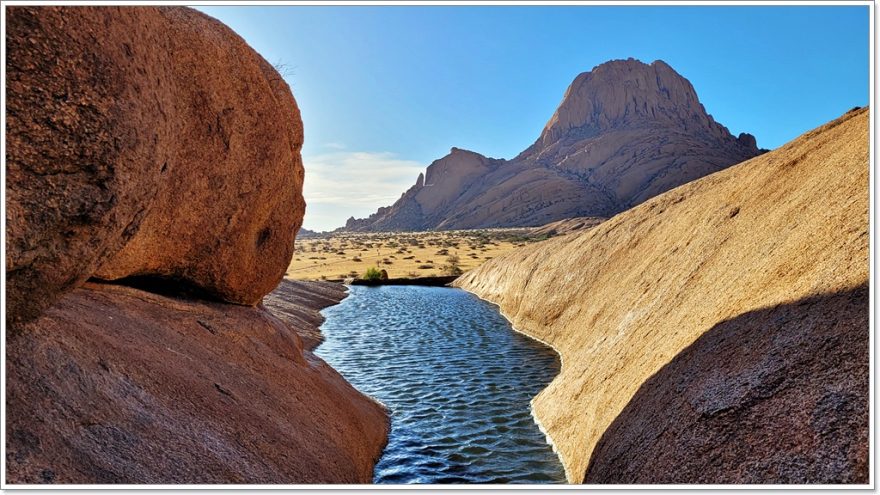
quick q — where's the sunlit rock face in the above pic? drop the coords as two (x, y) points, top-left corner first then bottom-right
(455, 108), (868, 483)
(344, 58), (761, 232)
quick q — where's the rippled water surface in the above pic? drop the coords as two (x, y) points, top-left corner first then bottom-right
(316, 285), (565, 484)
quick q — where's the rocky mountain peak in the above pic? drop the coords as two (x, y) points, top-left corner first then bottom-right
(537, 58), (731, 147)
(343, 58), (762, 232)
(424, 147), (492, 185)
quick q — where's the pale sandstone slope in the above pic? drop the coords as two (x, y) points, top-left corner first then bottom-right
(530, 216), (606, 238)
(455, 107), (868, 483)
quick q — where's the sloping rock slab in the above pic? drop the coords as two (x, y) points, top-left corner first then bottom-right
(586, 285), (868, 484)
(455, 107), (868, 482)
(262, 280), (348, 351)
(6, 282), (388, 484)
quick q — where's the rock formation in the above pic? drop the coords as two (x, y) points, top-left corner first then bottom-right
(530, 216), (606, 238)
(6, 6), (175, 326)
(455, 107), (869, 483)
(263, 280), (348, 350)
(92, 10), (306, 306)
(6, 6), (387, 484)
(344, 59), (762, 231)
(6, 6), (303, 328)
(7, 281), (387, 483)
(586, 285), (868, 483)
(297, 227), (321, 238)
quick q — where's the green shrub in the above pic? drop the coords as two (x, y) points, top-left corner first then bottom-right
(363, 267), (383, 280)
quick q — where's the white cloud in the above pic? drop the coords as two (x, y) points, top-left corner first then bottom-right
(322, 141), (347, 150)
(301, 150), (425, 231)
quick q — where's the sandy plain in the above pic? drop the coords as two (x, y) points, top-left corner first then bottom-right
(286, 229), (551, 280)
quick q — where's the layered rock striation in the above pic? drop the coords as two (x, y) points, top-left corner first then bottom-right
(6, 6), (387, 484)
(262, 280), (349, 351)
(345, 59), (762, 231)
(455, 107), (869, 483)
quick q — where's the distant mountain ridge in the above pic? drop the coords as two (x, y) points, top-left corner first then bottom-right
(344, 58), (763, 232)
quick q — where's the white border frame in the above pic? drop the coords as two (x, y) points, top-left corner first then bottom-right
(0, 0), (874, 491)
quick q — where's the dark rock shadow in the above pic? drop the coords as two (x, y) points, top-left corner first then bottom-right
(585, 284), (869, 484)
(88, 275), (225, 303)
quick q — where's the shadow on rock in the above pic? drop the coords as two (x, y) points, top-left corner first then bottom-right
(585, 284), (869, 484)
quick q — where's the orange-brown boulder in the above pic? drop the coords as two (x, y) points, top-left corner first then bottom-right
(5, 6), (304, 328)
(6, 281), (388, 483)
(92, 7), (305, 306)
(6, 6), (174, 326)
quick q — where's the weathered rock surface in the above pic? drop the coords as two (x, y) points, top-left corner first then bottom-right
(7, 281), (388, 484)
(530, 216), (606, 238)
(455, 107), (868, 483)
(6, 6), (387, 485)
(262, 279), (348, 351)
(6, 6), (174, 326)
(92, 7), (305, 305)
(6, 6), (304, 329)
(345, 59), (761, 231)
(587, 285), (868, 484)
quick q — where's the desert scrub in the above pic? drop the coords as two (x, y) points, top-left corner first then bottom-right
(363, 267), (383, 281)
(441, 254), (463, 276)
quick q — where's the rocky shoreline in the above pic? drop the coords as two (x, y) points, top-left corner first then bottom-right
(262, 280), (350, 351)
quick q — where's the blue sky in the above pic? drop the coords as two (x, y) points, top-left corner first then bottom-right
(197, 5), (870, 231)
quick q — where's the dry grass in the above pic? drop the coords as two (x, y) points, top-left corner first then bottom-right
(286, 229), (549, 281)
